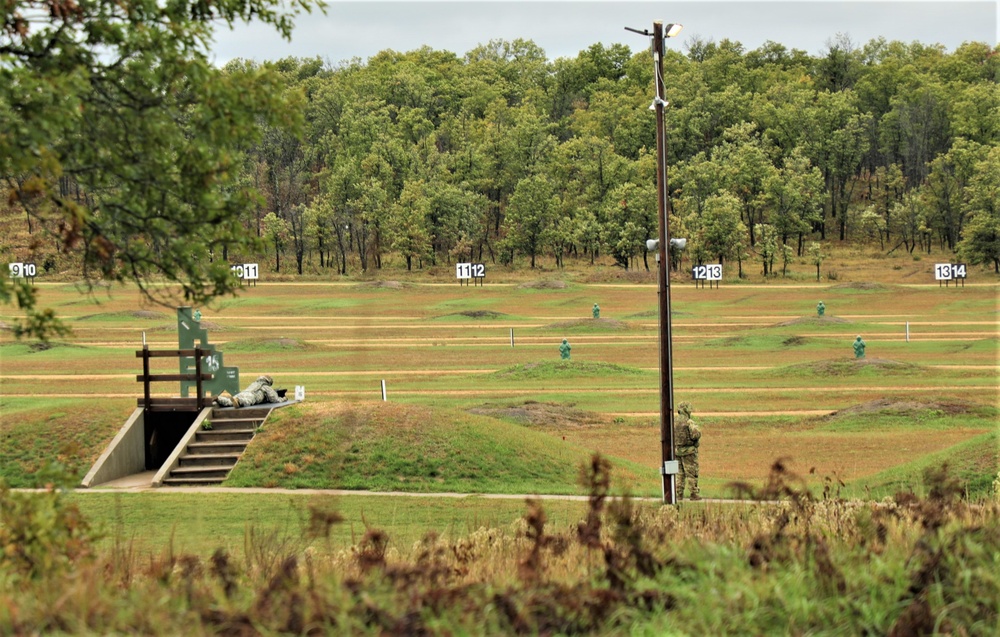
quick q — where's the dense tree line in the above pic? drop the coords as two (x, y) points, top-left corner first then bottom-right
(232, 36), (1000, 276)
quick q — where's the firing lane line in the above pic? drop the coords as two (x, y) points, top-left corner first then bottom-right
(3, 364), (995, 381)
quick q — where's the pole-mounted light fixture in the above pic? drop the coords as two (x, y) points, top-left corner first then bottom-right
(624, 20), (684, 506)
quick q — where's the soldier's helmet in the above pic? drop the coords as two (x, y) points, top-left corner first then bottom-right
(258, 375), (274, 385)
(677, 402), (692, 416)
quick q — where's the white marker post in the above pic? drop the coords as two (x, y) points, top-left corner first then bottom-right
(381, 379), (387, 401)
(906, 321), (910, 343)
(510, 328), (514, 348)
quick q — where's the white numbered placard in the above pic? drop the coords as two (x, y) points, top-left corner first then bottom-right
(934, 263), (953, 280)
(231, 263), (259, 280)
(935, 263), (967, 281)
(692, 264), (722, 281)
(456, 263), (486, 279)
(8, 262), (37, 278)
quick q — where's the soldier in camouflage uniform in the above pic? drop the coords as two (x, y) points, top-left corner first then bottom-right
(215, 375), (281, 408)
(674, 402), (702, 501)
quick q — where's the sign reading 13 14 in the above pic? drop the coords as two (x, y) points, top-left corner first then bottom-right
(934, 263), (967, 280)
(456, 263), (486, 279)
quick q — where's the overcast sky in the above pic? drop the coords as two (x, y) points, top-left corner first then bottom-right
(209, 1), (998, 66)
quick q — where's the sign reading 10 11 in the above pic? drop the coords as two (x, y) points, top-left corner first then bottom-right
(934, 263), (966, 281)
(231, 263), (259, 280)
(456, 263), (486, 279)
(692, 264), (722, 280)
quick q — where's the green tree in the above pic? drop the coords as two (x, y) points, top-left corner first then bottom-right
(695, 193), (748, 269)
(764, 147), (824, 254)
(502, 174), (557, 268)
(601, 182), (655, 271)
(715, 123), (778, 246)
(806, 241), (825, 282)
(957, 146), (1000, 273)
(262, 212), (289, 272)
(1, 0), (317, 339)
(390, 180), (432, 271)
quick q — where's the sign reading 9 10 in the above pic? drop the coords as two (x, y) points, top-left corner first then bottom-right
(8, 262), (37, 279)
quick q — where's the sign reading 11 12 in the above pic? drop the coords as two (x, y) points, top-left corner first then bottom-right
(456, 263), (486, 279)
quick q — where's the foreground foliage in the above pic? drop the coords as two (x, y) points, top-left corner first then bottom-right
(2, 458), (998, 634)
(1, 0), (318, 338)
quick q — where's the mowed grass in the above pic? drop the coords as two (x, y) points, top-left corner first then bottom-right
(226, 401), (656, 495)
(66, 491), (594, 558)
(1, 261), (996, 500)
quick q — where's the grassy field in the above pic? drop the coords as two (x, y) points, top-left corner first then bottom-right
(1, 253), (997, 503)
(1, 251), (998, 634)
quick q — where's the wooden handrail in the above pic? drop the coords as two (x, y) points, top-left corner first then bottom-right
(136, 346), (213, 411)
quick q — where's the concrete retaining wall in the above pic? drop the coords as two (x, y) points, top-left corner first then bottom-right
(80, 408), (147, 488)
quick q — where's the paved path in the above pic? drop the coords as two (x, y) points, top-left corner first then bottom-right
(50, 472), (766, 505)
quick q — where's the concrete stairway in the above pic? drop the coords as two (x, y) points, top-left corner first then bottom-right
(161, 406), (272, 486)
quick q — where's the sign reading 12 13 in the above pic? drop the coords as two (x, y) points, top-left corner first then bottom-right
(456, 263), (486, 279)
(692, 264), (722, 280)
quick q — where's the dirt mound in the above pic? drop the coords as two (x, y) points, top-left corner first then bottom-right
(25, 342), (85, 353)
(788, 358), (919, 375)
(828, 399), (982, 419)
(832, 282), (890, 291)
(493, 360), (645, 379)
(578, 269), (655, 284)
(518, 280), (567, 289)
(467, 400), (605, 427)
(545, 318), (628, 331)
(77, 310), (170, 321)
(453, 310), (509, 319)
(773, 316), (850, 327)
(356, 280), (408, 290)
(224, 337), (310, 351)
(150, 320), (225, 331)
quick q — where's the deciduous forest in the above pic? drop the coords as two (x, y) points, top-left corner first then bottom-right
(2, 0), (998, 336)
(217, 37), (999, 277)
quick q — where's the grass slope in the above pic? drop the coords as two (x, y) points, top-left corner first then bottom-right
(225, 402), (653, 495)
(491, 360), (646, 381)
(0, 398), (131, 487)
(847, 430), (999, 500)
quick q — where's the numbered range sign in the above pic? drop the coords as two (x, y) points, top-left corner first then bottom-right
(8, 262), (37, 281)
(456, 262), (486, 287)
(231, 263), (259, 286)
(935, 263), (967, 287)
(692, 263), (722, 288)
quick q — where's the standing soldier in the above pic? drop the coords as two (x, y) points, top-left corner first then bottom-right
(816, 301), (825, 317)
(674, 402), (701, 501)
(853, 335), (866, 359)
(592, 303), (600, 319)
(559, 338), (572, 360)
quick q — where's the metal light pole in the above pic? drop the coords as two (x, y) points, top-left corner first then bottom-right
(626, 20), (683, 505)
